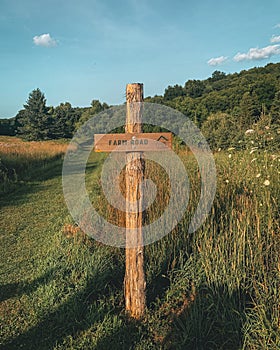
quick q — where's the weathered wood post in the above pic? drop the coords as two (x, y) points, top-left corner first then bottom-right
(124, 83), (146, 318)
(94, 84), (172, 318)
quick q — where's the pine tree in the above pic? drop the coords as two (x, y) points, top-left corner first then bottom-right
(18, 89), (51, 140)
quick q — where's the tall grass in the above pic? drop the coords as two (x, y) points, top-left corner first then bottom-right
(82, 138), (280, 348)
(0, 136), (67, 193)
(0, 135), (279, 349)
(142, 148), (280, 349)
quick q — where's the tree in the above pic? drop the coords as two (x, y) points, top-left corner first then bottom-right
(201, 112), (241, 150)
(239, 91), (260, 126)
(17, 89), (51, 140)
(51, 102), (81, 139)
(163, 84), (185, 100)
(0, 118), (16, 136)
(184, 79), (205, 98)
(75, 99), (109, 130)
(209, 70), (226, 82)
(270, 90), (280, 124)
(203, 91), (229, 113)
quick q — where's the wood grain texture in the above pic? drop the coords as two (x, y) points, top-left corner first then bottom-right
(124, 83), (146, 319)
(94, 132), (172, 152)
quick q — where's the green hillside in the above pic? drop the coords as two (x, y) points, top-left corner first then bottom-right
(146, 63), (280, 123)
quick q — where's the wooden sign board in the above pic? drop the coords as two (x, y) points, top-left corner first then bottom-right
(94, 132), (172, 152)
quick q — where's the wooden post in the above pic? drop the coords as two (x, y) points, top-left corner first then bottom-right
(124, 83), (146, 318)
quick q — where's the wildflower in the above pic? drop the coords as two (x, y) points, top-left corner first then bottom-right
(218, 148), (221, 152)
(265, 126), (270, 130)
(225, 179), (229, 183)
(245, 129), (254, 135)
(263, 179), (270, 186)
(256, 173), (261, 178)
(228, 154), (232, 158)
(251, 158), (257, 163)
(228, 147), (235, 151)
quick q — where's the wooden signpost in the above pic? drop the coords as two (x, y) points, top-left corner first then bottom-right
(94, 83), (172, 318)
(94, 133), (172, 152)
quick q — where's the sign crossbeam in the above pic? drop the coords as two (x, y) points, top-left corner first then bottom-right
(94, 132), (172, 152)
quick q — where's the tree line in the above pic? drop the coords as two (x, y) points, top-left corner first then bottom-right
(145, 63), (280, 150)
(0, 89), (109, 141)
(1, 62), (280, 149)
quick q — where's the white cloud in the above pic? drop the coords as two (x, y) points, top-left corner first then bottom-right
(33, 33), (57, 47)
(207, 56), (228, 66)
(270, 35), (280, 43)
(233, 45), (280, 62)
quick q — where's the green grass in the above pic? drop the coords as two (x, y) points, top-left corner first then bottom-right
(0, 137), (279, 349)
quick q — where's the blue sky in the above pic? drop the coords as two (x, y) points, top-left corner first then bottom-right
(1, 0), (280, 118)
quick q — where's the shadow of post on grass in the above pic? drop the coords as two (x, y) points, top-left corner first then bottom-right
(0, 268), (58, 303)
(0, 252), (127, 350)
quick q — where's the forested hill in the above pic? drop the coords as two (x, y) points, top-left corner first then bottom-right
(144, 62), (280, 150)
(1, 62), (280, 150)
(145, 62), (280, 126)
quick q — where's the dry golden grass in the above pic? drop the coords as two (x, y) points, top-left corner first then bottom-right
(0, 136), (68, 159)
(0, 136), (68, 193)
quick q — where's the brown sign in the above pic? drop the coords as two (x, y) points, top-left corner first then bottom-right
(94, 132), (172, 152)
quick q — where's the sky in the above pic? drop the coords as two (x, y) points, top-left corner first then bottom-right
(1, 0), (280, 118)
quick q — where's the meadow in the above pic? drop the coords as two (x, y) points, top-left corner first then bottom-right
(0, 135), (279, 349)
(0, 136), (67, 193)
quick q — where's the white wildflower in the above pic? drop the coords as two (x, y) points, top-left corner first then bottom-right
(263, 179), (270, 186)
(228, 147), (235, 151)
(228, 154), (232, 158)
(225, 179), (229, 183)
(245, 129), (254, 135)
(256, 173), (261, 178)
(265, 126), (270, 130)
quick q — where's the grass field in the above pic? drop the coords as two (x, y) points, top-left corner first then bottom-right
(0, 136), (67, 193)
(0, 136), (279, 349)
